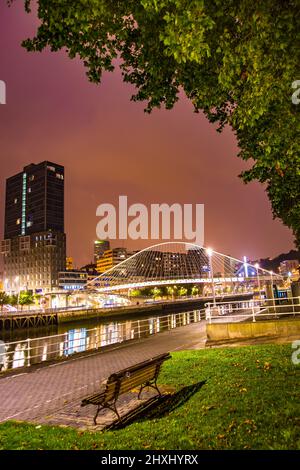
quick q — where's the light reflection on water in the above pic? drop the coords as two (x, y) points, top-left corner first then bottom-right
(0, 310), (202, 371)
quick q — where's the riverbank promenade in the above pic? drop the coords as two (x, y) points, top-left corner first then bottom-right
(0, 322), (206, 425)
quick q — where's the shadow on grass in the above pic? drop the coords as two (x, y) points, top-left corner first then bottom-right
(108, 380), (206, 431)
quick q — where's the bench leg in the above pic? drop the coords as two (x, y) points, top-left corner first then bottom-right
(153, 379), (162, 397)
(111, 402), (121, 422)
(138, 384), (145, 399)
(94, 405), (102, 425)
(105, 401), (122, 423)
(94, 402), (121, 425)
(138, 380), (161, 399)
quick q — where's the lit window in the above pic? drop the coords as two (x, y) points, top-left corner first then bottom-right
(28, 188), (32, 193)
(56, 173), (64, 180)
(14, 198), (18, 204)
(47, 166), (55, 172)
(16, 218), (21, 225)
(29, 175), (35, 181)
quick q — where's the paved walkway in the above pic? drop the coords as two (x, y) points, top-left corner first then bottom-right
(0, 322), (206, 424)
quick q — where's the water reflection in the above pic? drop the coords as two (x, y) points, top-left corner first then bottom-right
(12, 343), (26, 369)
(0, 310), (202, 371)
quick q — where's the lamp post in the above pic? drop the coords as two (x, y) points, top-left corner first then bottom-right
(243, 256), (248, 293)
(287, 272), (295, 316)
(270, 270), (275, 308)
(206, 248), (216, 307)
(15, 276), (20, 308)
(255, 263), (261, 300)
(4, 278), (9, 294)
(288, 271), (292, 289)
(243, 256), (249, 277)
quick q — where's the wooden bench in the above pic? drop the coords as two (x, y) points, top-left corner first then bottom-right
(81, 353), (171, 424)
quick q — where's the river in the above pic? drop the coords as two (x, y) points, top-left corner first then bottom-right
(0, 308), (203, 371)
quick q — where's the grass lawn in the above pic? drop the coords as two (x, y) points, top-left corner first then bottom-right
(0, 343), (299, 450)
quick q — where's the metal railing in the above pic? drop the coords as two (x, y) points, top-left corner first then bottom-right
(1, 296), (298, 372)
(205, 296), (300, 323)
(0, 303), (140, 317)
(0, 309), (205, 372)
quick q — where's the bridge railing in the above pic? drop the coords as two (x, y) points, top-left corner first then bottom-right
(0, 305), (88, 316)
(0, 308), (205, 373)
(205, 296), (300, 323)
(0, 302), (160, 317)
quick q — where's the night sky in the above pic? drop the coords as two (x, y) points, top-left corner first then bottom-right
(0, 2), (295, 268)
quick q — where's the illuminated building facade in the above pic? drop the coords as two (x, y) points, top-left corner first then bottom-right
(58, 270), (88, 290)
(94, 239), (110, 263)
(279, 259), (299, 276)
(96, 248), (128, 274)
(1, 161), (66, 293)
(66, 257), (74, 270)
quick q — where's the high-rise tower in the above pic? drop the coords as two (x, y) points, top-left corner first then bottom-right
(1, 161), (66, 293)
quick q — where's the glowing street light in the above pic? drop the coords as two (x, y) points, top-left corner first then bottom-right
(287, 271), (293, 290)
(255, 263), (261, 299)
(206, 247), (213, 258)
(206, 248), (216, 306)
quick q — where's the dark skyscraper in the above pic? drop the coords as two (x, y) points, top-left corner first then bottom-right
(4, 161), (64, 239)
(1, 162), (66, 294)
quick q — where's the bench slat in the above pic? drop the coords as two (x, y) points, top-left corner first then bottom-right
(118, 368), (158, 395)
(109, 354), (170, 380)
(82, 381), (117, 406)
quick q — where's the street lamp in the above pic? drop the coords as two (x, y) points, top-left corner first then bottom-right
(255, 263), (261, 300)
(206, 248), (216, 306)
(270, 270), (275, 308)
(287, 272), (295, 314)
(15, 276), (20, 309)
(243, 256), (248, 293)
(286, 271), (292, 293)
(243, 256), (249, 278)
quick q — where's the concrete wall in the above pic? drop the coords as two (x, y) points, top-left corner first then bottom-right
(206, 318), (300, 342)
(57, 303), (163, 323)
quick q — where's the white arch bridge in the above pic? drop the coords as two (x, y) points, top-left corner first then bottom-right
(87, 242), (283, 295)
